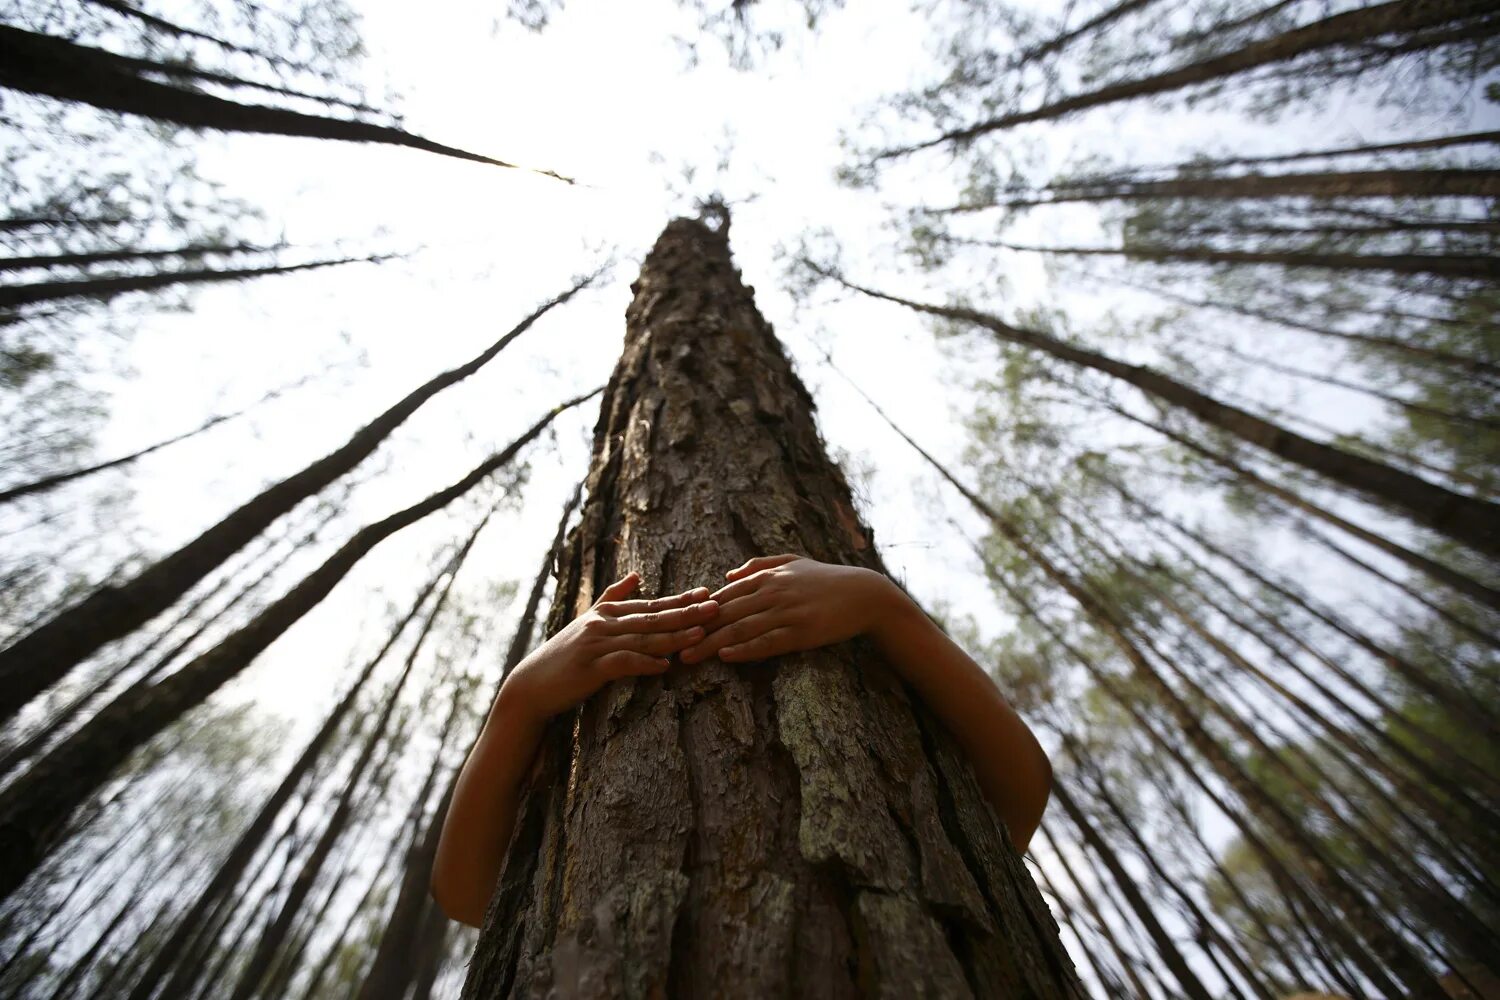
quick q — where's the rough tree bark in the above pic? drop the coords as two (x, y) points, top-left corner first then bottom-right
(461, 217), (1082, 999)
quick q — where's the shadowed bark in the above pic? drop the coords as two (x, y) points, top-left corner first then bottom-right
(461, 217), (1083, 999)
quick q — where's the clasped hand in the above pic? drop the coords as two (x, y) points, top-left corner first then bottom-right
(504, 555), (890, 722)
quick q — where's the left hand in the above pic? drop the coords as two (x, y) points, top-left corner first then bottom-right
(680, 554), (893, 664)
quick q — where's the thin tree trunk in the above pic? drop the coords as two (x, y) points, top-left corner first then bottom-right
(226, 534), (475, 1000)
(1041, 481), (1500, 883)
(1050, 781), (1216, 1000)
(0, 254), (385, 311)
(0, 522), (303, 780)
(853, 382), (1441, 996)
(1036, 822), (1156, 998)
(874, 0), (1500, 157)
(0, 275), (594, 725)
(124, 554), (458, 1000)
(0, 24), (570, 182)
(0, 242), (269, 273)
(1120, 128), (1500, 174)
(0, 367), (326, 506)
(463, 217), (1083, 999)
(1094, 394), (1500, 614)
(934, 167), (1500, 211)
(1011, 0), (1160, 68)
(354, 486), (577, 1000)
(1107, 276), (1500, 383)
(1067, 752), (1277, 1000)
(992, 238), (1500, 280)
(0, 390), (593, 905)
(813, 266), (1500, 559)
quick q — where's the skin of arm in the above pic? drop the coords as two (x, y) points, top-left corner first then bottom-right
(680, 554), (1051, 852)
(430, 573), (719, 927)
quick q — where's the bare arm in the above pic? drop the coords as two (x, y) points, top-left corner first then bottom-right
(431, 573), (719, 926)
(681, 554), (1051, 851)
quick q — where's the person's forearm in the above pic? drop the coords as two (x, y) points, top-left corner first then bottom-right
(866, 576), (1051, 852)
(431, 684), (546, 926)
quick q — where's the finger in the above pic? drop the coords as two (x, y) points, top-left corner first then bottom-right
(708, 572), (773, 605)
(596, 572), (641, 604)
(680, 609), (786, 664)
(720, 627), (799, 663)
(726, 554), (801, 581)
(599, 587), (712, 616)
(595, 650), (671, 681)
(614, 626), (706, 656)
(612, 600), (720, 633)
(706, 591), (776, 629)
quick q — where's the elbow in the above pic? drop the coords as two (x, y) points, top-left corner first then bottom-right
(1012, 741), (1053, 855)
(430, 868), (482, 929)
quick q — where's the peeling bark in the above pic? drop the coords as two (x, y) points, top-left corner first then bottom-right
(462, 218), (1081, 998)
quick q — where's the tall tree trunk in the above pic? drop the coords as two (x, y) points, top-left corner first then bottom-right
(1035, 823), (1156, 998)
(0, 391), (591, 905)
(0, 275), (594, 725)
(355, 486), (577, 1000)
(1121, 129), (1500, 174)
(812, 266), (1500, 560)
(875, 0), (1500, 158)
(934, 167), (1500, 212)
(0, 24), (569, 181)
(1050, 781), (1216, 1000)
(462, 217), (1082, 998)
(1097, 397), (1500, 615)
(0, 366), (325, 506)
(123, 553), (457, 1000)
(852, 383), (1443, 996)
(0, 253), (384, 311)
(993, 239), (1500, 280)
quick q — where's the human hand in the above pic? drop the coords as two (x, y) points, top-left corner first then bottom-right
(501, 572), (719, 721)
(679, 554), (895, 664)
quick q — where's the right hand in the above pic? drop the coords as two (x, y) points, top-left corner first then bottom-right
(500, 572), (719, 722)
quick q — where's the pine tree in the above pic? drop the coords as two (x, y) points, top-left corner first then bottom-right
(462, 215), (1083, 998)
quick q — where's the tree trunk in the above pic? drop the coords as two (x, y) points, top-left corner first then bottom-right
(123, 553), (456, 1000)
(0, 275), (593, 726)
(859, 390), (1443, 996)
(996, 240), (1500, 281)
(876, 0), (1500, 158)
(462, 216), (1082, 998)
(0, 24), (568, 181)
(0, 254), (381, 311)
(936, 167), (1500, 211)
(1050, 781), (1215, 1000)
(0, 392), (591, 905)
(814, 267), (1500, 560)
(356, 487), (576, 1000)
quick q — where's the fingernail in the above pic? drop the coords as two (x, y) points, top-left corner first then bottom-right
(687, 627), (705, 638)
(700, 601), (718, 612)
